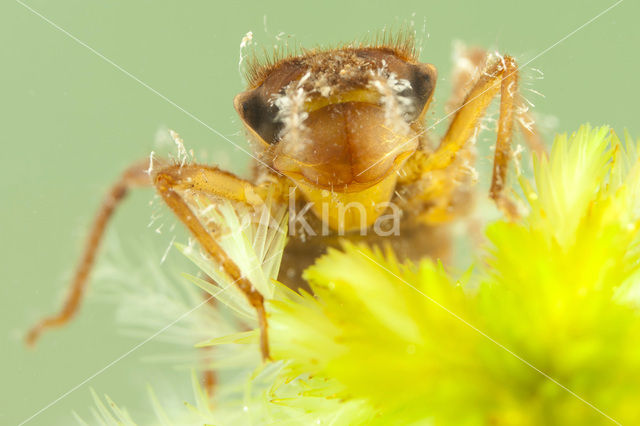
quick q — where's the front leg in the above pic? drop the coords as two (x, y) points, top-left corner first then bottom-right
(400, 54), (525, 222)
(153, 164), (272, 359)
(27, 160), (275, 360)
(446, 45), (547, 158)
(25, 160), (151, 346)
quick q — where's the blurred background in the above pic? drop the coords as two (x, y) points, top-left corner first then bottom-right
(1, 0), (638, 424)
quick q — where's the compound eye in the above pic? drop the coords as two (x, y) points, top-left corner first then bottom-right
(234, 90), (283, 145)
(400, 63), (437, 122)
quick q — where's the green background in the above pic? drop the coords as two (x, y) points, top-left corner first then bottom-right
(2, 0), (638, 424)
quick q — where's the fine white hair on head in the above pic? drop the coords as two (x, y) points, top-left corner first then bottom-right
(368, 67), (415, 136)
(273, 81), (310, 154)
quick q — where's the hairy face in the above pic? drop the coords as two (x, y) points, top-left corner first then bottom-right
(235, 41), (437, 191)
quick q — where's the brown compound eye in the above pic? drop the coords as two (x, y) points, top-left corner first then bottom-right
(234, 89), (283, 145)
(401, 62), (437, 121)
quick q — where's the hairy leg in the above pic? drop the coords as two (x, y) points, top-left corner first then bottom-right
(26, 160), (150, 346)
(398, 54), (529, 222)
(27, 160), (273, 360)
(153, 164), (271, 359)
(447, 44), (547, 158)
